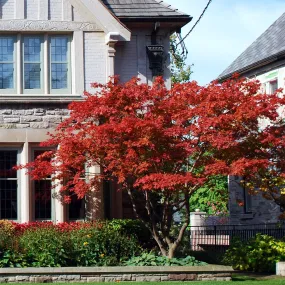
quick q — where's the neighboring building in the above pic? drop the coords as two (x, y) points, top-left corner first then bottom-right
(0, 0), (191, 223)
(219, 13), (285, 224)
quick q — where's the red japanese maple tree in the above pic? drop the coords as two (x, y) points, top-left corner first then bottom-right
(20, 76), (285, 258)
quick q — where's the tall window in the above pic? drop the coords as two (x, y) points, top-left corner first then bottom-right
(68, 195), (85, 220)
(33, 150), (52, 220)
(24, 36), (43, 92)
(0, 36), (15, 91)
(0, 150), (18, 219)
(50, 36), (70, 92)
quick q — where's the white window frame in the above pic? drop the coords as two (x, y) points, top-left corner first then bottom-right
(49, 35), (72, 95)
(0, 33), (72, 96)
(23, 35), (44, 94)
(31, 147), (55, 221)
(0, 35), (17, 94)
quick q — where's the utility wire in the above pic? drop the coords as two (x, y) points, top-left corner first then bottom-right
(176, 0), (213, 49)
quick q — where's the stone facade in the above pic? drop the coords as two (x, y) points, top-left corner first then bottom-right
(0, 266), (233, 283)
(0, 104), (70, 129)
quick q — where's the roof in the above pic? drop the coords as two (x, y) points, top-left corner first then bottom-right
(219, 12), (285, 80)
(101, 0), (191, 22)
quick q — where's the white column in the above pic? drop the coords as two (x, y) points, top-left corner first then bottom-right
(20, 142), (30, 223)
(105, 32), (120, 80)
(54, 183), (65, 223)
(44, 34), (49, 95)
(86, 165), (104, 220)
(16, 34), (22, 95)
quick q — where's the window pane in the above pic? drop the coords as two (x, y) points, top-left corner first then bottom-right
(0, 150), (18, 220)
(50, 36), (69, 90)
(0, 64), (14, 89)
(24, 36), (42, 90)
(0, 37), (14, 89)
(0, 150), (17, 178)
(34, 180), (52, 220)
(51, 63), (68, 89)
(69, 195), (85, 220)
(270, 80), (278, 94)
(24, 63), (41, 89)
(0, 180), (17, 219)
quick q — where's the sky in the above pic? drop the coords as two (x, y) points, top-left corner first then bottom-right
(166, 0), (285, 85)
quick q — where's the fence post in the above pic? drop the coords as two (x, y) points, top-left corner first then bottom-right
(190, 209), (207, 251)
(214, 225), (217, 250)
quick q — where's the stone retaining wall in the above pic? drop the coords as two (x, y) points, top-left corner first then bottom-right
(0, 266), (234, 282)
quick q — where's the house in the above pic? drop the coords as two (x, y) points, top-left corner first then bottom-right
(0, 0), (191, 223)
(219, 12), (285, 225)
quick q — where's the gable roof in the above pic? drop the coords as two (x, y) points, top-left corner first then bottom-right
(101, 0), (191, 23)
(219, 12), (285, 80)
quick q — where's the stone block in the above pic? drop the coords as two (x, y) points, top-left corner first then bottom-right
(33, 276), (53, 283)
(86, 277), (105, 282)
(43, 116), (62, 123)
(0, 110), (12, 115)
(169, 274), (197, 281)
(15, 123), (30, 128)
(21, 116), (43, 122)
(122, 274), (132, 281)
(16, 275), (30, 282)
(12, 110), (25, 115)
(29, 122), (49, 129)
(0, 278), (7, 283)
(7, 277), (16, 282)
(4, 116), (20, 123)
(25, 110), (34, 115)
(104, 277), (122, 282)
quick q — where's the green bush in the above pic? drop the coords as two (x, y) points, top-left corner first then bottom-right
(124, 252), (207, 266)
(223, 234), (285, 272)
(68, 226), (141, 266)
(19, 226), (70, 267)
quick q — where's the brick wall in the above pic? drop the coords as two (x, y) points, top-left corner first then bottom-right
(84, 32), (106, 92)
(0, 0), (14, 19)
(115, 36), (138, 83)
(48, 0), (62, 21)
(25, 0), (39, 20)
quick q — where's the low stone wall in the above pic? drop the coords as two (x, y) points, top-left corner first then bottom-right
(276, 262), (285, 276)
(0, 266), (234, 282)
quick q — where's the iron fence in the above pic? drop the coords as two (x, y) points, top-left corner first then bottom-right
(190, 223), (285, 253)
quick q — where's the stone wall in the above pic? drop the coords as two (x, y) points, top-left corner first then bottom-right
(0, 103), (70, 129)
(0, 266), (234, 283)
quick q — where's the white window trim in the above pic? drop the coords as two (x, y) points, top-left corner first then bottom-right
(0, 35), (17, 94)
(31, 147), (55, 222)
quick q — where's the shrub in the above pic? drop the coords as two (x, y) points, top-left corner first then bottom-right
(124, 252), (207, 266)
(19, 225), (70, 267)
(223, 234), (285, 272)
(0, 220), (142, 267)
(68, 225), (141, 266)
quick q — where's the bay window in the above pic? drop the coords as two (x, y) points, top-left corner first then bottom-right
(0, 34), (71, 95)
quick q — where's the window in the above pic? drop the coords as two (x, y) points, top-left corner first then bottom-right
(0, 150), (18, 219)
(243, 186), (252, 213)
(0, 34), (71, 95)
(23, 36), (43, 92)
(50, 36), (70, 93)
(269, 80), (278, 94)
(33, 150), (52, 220)
(0, 36), (16, 92)
(68, 195), (85, 220)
